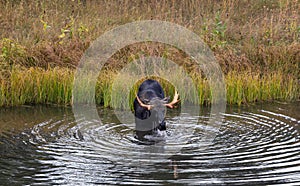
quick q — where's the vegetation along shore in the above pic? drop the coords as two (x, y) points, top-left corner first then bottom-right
(0, 0), (299, 107)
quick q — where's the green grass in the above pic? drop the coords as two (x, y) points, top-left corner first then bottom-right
(0, 67), (298, 108)
(1, 67), (73, 106)
(226, 71), (299, 106)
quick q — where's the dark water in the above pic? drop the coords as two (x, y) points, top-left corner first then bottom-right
(0, 102), (299, 185)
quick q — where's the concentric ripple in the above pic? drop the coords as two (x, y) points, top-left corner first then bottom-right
(0, 102), (299, 185)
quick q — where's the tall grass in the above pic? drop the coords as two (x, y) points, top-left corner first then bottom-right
(0, 67), (298, 107)
(0, 67), (73, 106)
(226, 71), (299, 106)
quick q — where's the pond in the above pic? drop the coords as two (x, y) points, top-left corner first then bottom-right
(0, 102), (299, 185)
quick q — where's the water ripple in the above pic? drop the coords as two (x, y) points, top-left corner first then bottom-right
(0, 103), (299, 185)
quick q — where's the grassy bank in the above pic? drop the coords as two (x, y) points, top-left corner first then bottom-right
(0, 67), (298, 107)
(0, 0), (299, 107)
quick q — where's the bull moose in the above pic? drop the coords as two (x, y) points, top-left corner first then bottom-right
(134, 79), (180, 141)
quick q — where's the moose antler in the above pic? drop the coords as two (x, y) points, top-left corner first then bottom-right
(136, 90), (180, 110)
(136, 95), (153, 110)
(164, 90), (180, 108)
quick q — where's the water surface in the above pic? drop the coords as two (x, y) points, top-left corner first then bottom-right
(0, 102), (299, 185)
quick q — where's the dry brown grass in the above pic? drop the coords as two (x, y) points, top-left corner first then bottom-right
(1, 0), (299, 69)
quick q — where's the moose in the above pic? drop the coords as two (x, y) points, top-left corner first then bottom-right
(134, 79), (180, 141)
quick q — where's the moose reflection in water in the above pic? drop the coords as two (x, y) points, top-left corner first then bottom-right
(133, 79), (180, 141)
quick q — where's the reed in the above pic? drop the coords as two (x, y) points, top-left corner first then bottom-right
(0, 67), (298, 108)
(226, 71), (299, 106)
(0, 66), (73, 106)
